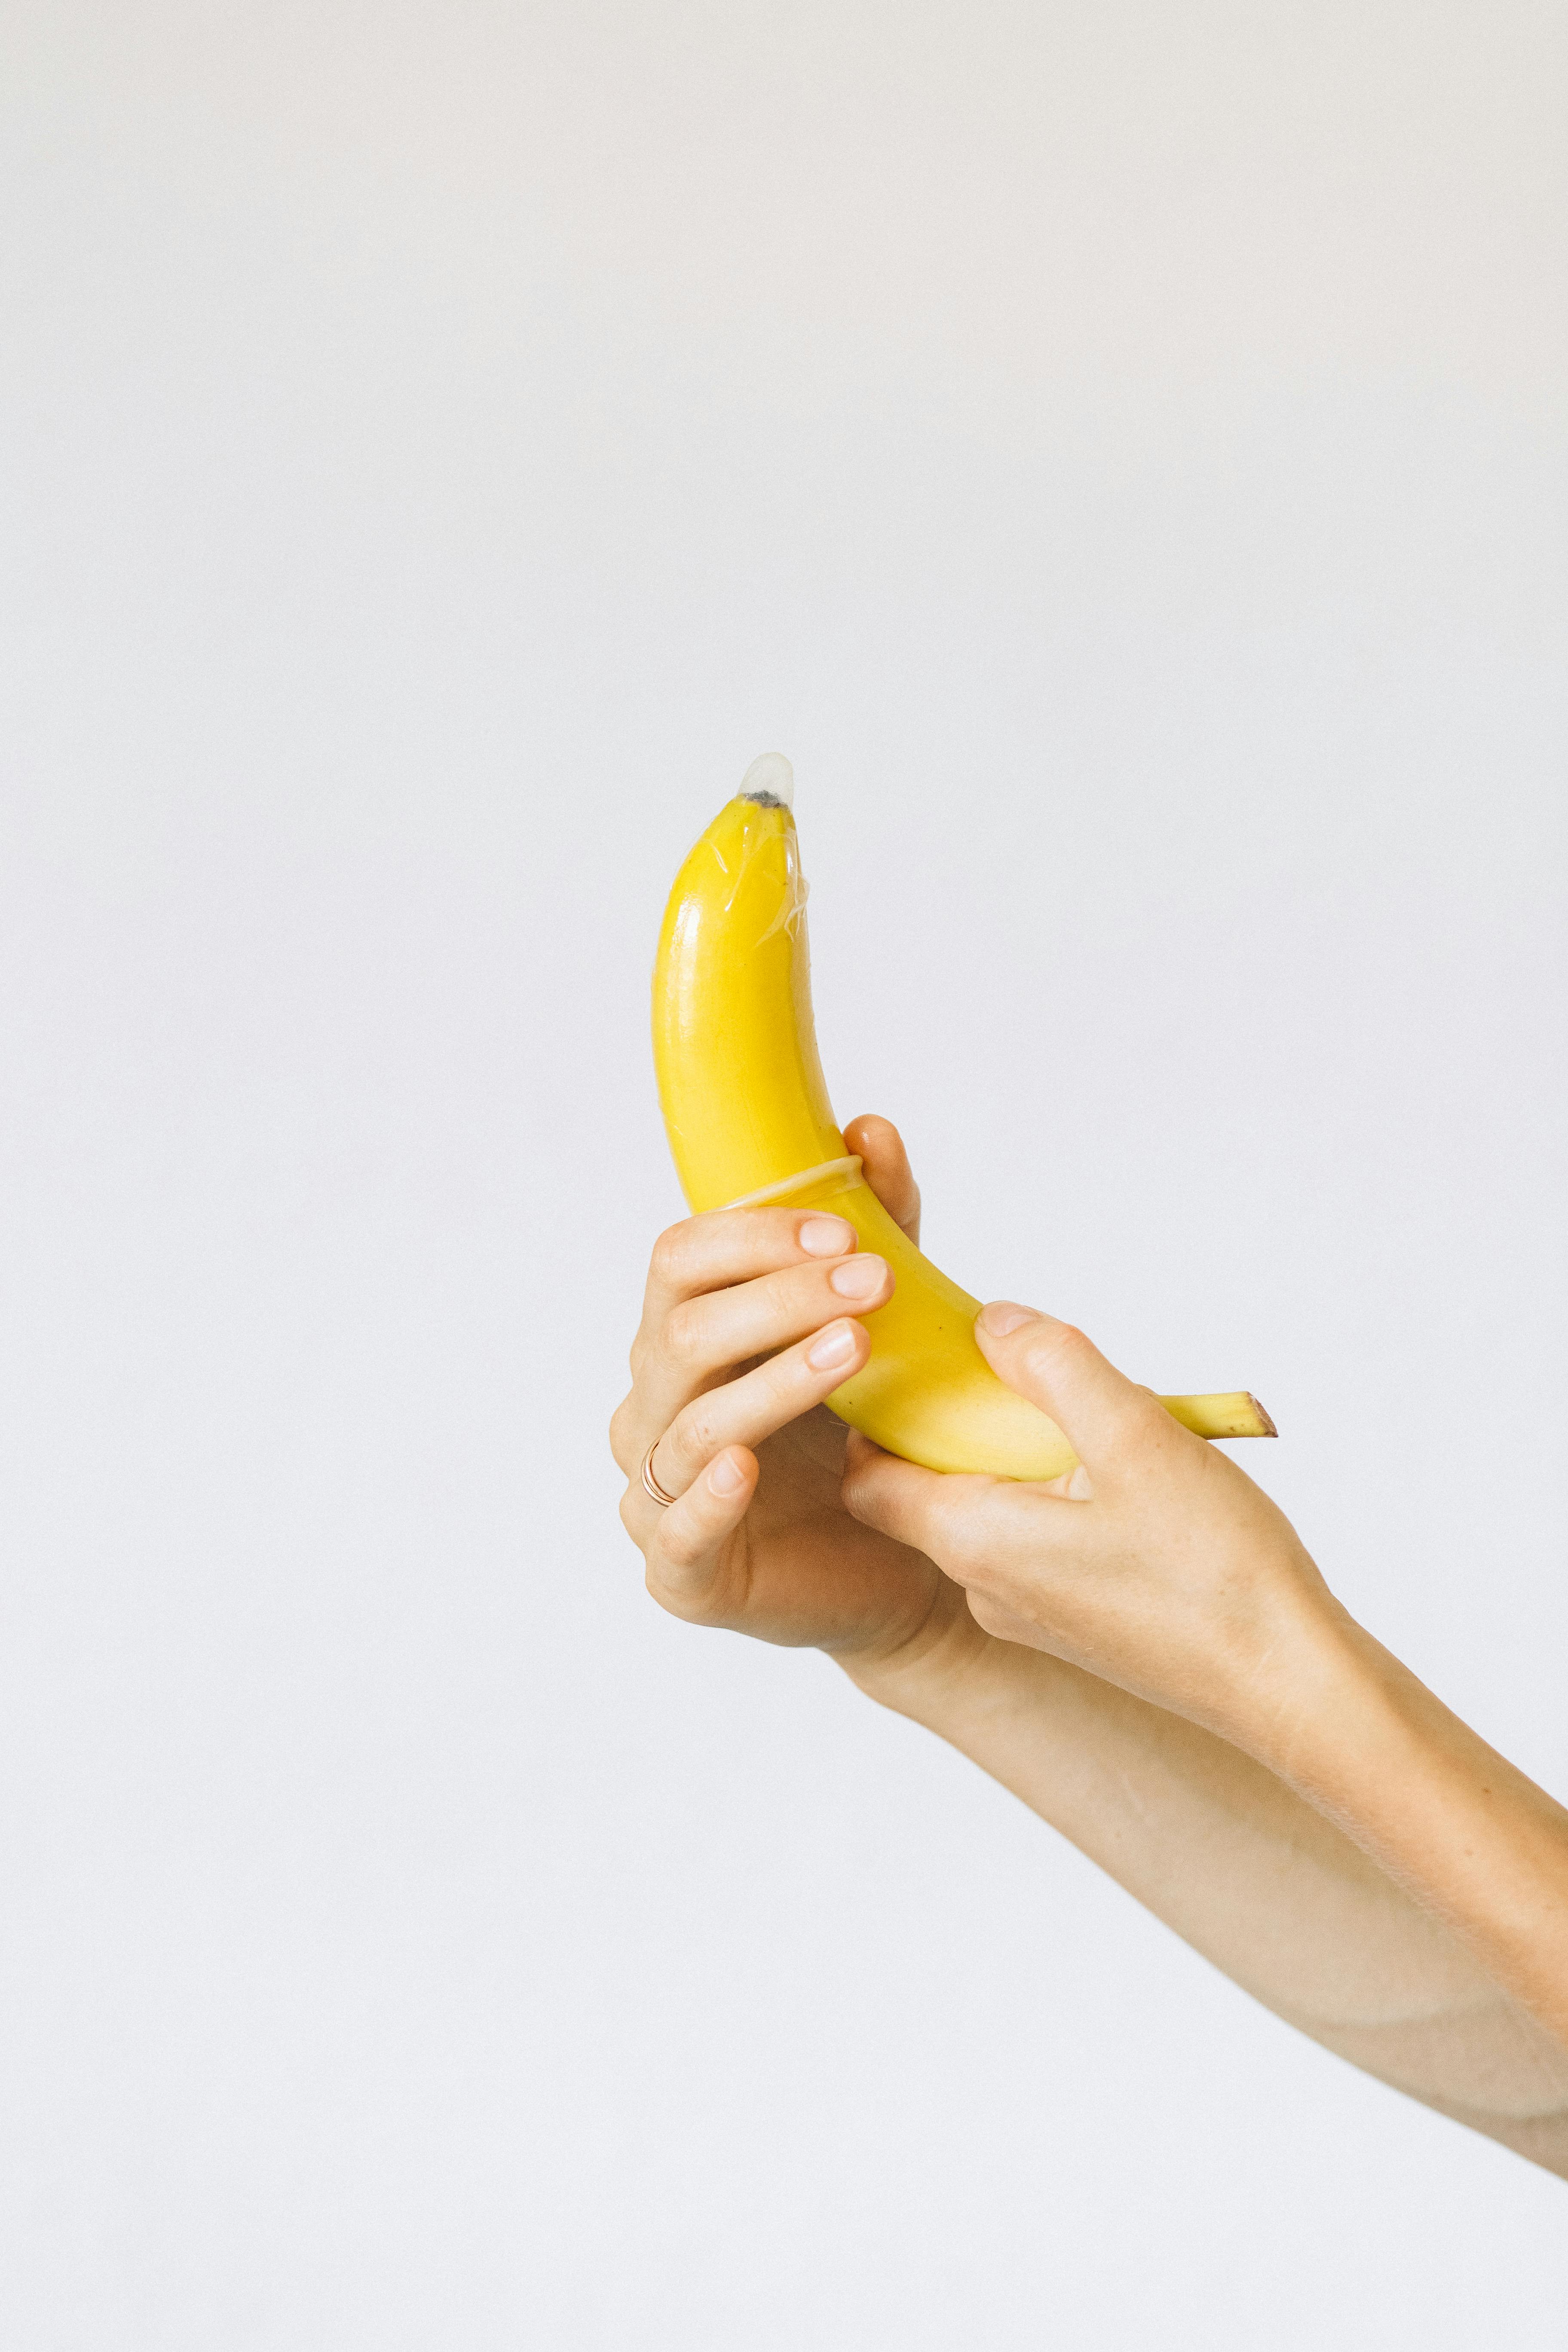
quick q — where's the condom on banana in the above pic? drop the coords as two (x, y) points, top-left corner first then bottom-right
(651, 753), (1274, 1481)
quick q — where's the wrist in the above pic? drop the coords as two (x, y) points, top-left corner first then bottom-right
(830, 1579), (1001, 1720)
(1214, 1581), (1383, 1780)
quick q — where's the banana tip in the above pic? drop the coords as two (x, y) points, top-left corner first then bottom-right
(1250, 1394), (1279, 1438)
(739, 751), (794, 808)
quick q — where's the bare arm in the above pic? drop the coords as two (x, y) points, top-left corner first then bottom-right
(842, 1302), (1568, 2176)
(613, 1118), (1568, 2178)
(848, 1612), (1568, 2175)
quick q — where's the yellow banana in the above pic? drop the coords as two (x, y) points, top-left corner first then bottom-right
(652, 756), (1275, 1480)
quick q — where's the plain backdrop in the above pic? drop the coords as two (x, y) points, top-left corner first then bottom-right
(2, 4), (1565, 2345)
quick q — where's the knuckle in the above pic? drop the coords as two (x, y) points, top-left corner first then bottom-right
(965, 1589), (1010, 1636)
(655, 1522), (701, 1576)
(648, 1530), (713, 1600)
(1102, 1383), (1164, 1460)
(839, 1451), (881, 1513)
(1122, 1381), (1165, 1433)
(646, 1565), (706, 1624)
(608, 1396), (636, 1470)
(662, 1298), (708, 1366)
(752, 1266), (796, 1322)
(617, 1488), (648, 1547)
(841, 1480), (879, 1533)
(649, 1222), (695, 1287)
(1038, 1320), (1092, 1365)
(644, 1559), (688, 1616)
(928, 1485), (998, 1573)
(1014, 1323), (1091, 1393)
(931, 1513), (984, 1575)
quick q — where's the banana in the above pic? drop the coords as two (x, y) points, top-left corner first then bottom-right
(651, 755), (1275, 1480)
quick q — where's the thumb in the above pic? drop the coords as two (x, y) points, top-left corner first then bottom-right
(844, 1112), (921, 1244)
(973, 1303), (1164, 1475)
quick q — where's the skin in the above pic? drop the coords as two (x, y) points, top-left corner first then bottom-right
(611, 1115), (1568, 2177)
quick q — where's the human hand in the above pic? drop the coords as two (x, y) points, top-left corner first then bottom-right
(841, 1302), (1340, 1756)
(611, 1117), (981, 1681)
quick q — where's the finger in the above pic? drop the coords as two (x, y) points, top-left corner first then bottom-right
(1044, 1462), (1095, 1501)
(965, 1590), (1050, 1646)
(642, 1204), (861, 1328)
(640, 1250), (894, 1433)
(643, 1446), (760, 1611)
(650, 1315), (873, 1498)
(839, 1428), (1000, 1569)
(844, 1113), (921, 1243)
(841, 1432), (1088, 1612)
(973, 1303), (1169, 1476)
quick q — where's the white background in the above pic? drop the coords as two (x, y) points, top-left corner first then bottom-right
(3, 4), (1565, 2344)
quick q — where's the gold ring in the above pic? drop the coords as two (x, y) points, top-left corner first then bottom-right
(640, 1441), (680, 1508)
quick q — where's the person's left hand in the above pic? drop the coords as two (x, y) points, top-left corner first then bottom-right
(611, 1115), (983, 1684)
(841, 1301), (1339, 1753)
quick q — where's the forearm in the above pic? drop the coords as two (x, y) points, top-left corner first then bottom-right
(846, 1623), (1568, 2176)
(1243, 1605), (1568, 2046)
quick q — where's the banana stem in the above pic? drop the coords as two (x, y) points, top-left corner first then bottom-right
(1159, 1393), (1277, 1439)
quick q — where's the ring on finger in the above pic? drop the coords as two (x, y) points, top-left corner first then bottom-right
(640, 1441), (681, 1509)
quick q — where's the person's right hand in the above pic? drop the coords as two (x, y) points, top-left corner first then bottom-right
(610, 1115), (980, 1680)
(840, 1302), (1335, 1752)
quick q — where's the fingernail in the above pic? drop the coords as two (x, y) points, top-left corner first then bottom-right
(708, 1452), (746, 1495)
(978, 1300), (1040, 1337)
(829, 1254), (888, 1301)
(807, 1320), (858, 1370)
(799, 1216), (855, 1257)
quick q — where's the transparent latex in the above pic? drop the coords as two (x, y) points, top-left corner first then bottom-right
(738, 751), (794, 808)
